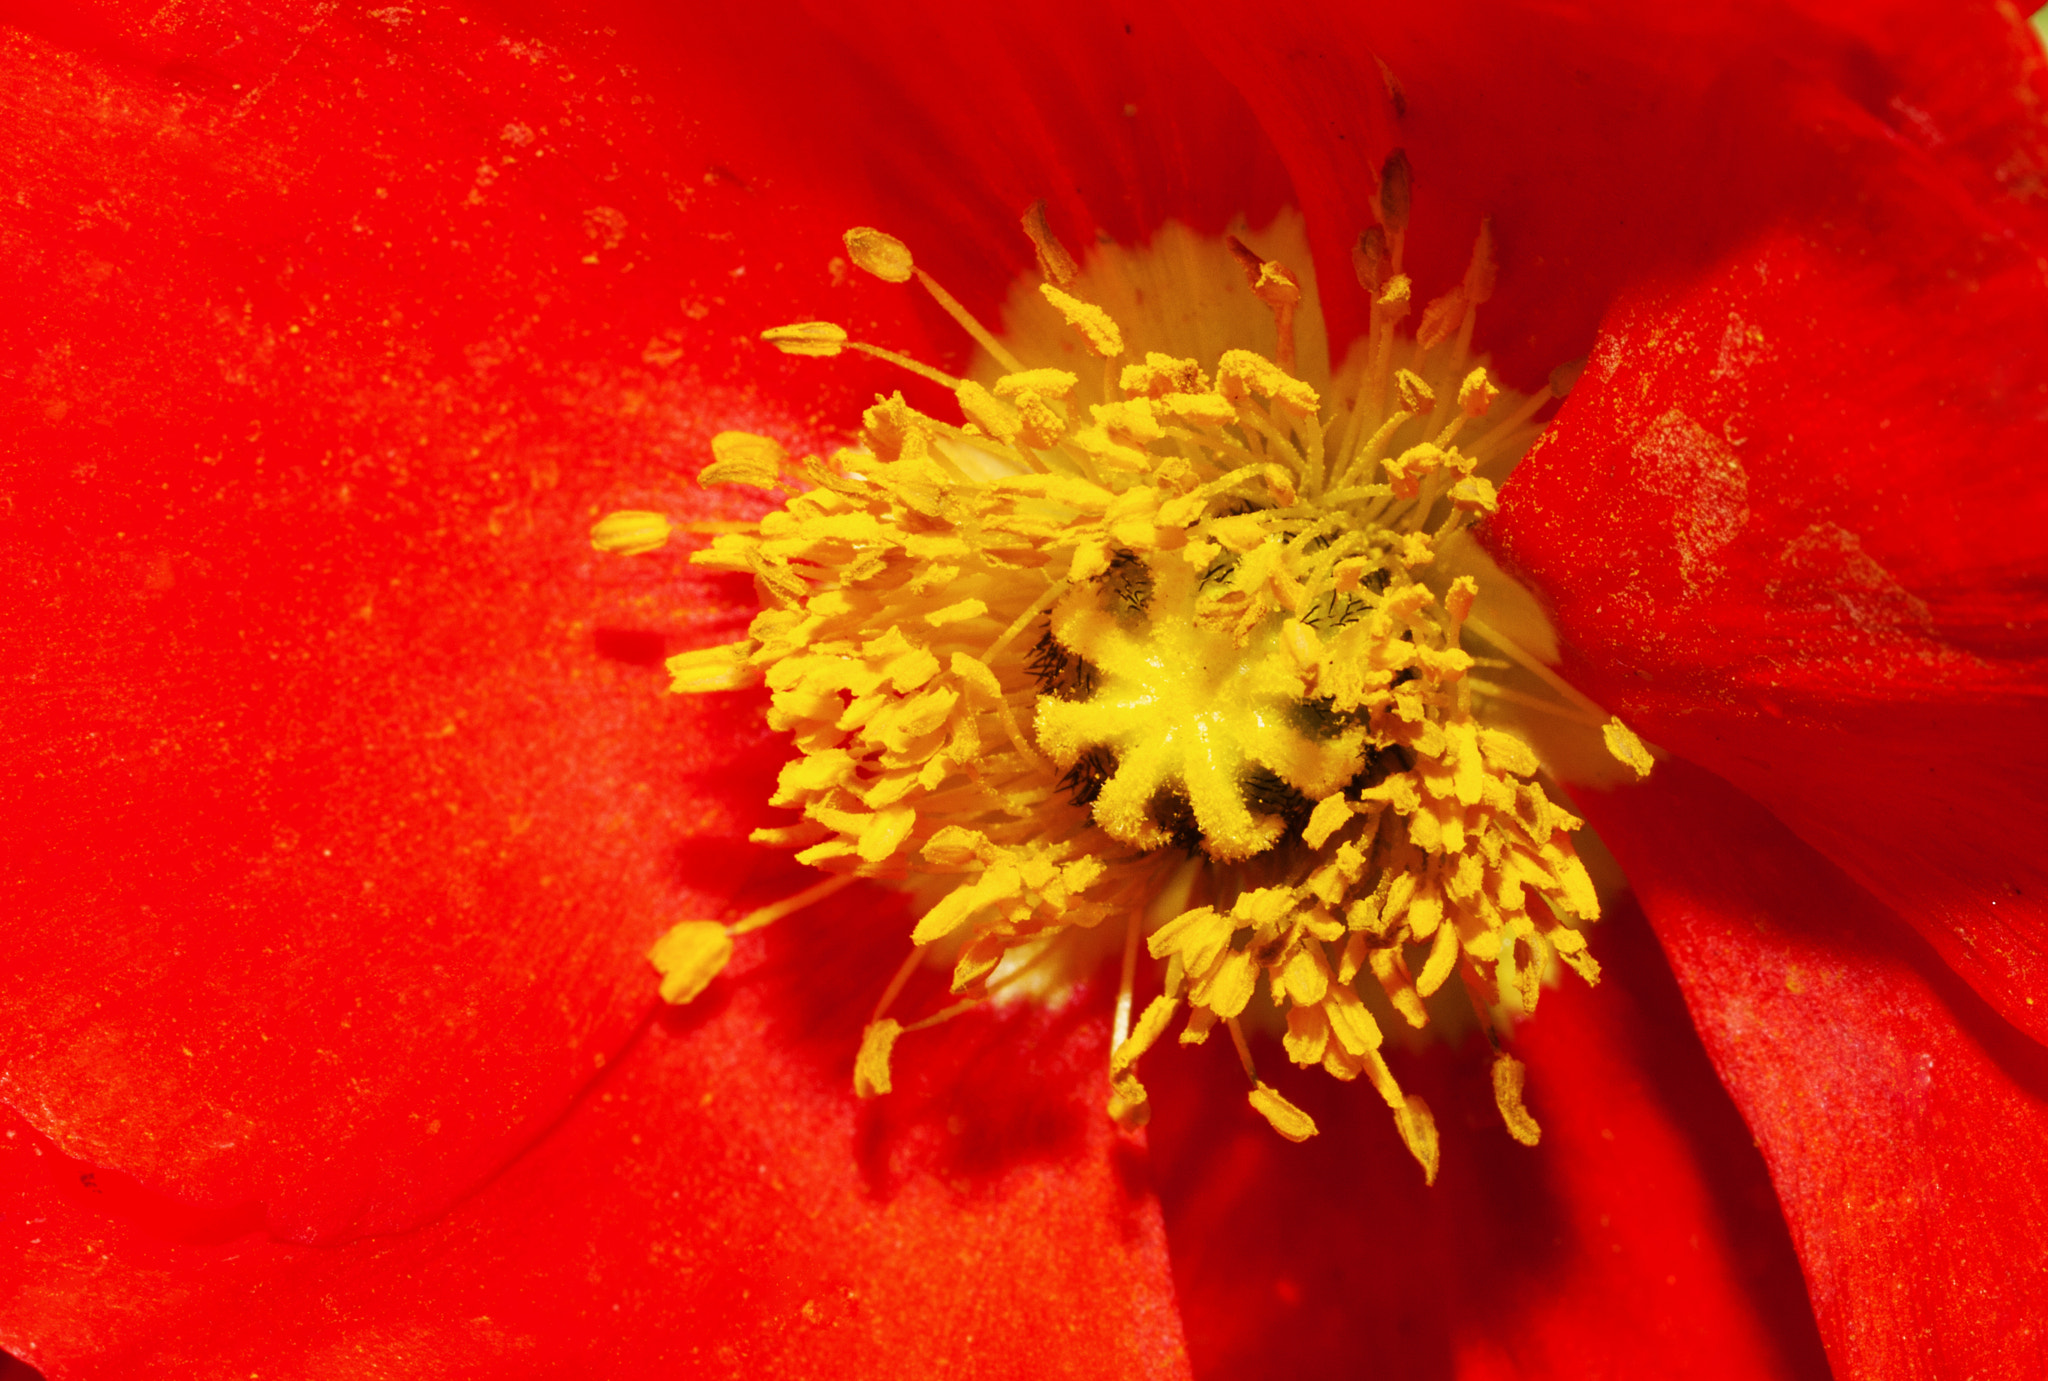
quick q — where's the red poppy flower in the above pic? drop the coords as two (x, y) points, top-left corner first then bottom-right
(3, 1), (2045, 1378)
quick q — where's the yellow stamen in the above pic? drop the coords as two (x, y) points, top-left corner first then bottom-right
(844, 226), (914, 283)
(1492, 1052), (1543, 1146)
(1249, 1082), (1318, 1142)
(1602, 718), (1657, 778)
(663, 642), (757, 694)
(700, 431), (790, 491)
(872, 946), (927, 1024)
(1226, 233), (1303, 374)
(729, 873), (860, 936)
(646, 872), (860, 1006)
(590, 510), (673, 556)
(1226, 1015), (1260, 1084)
(844, 223), (1030, 375)
(612, 192), (1649, 1170)
(760, 321), (847, 356)
(1021, 199), (1080, 288)
(647, 921), (733, 1005)
(1394, 1094), (1441, 1184)
(844, 340), (965, 390)
(1112, 908), (1144, 1052)
(854, 1018), (902, 1097)
(1040, 283), (1125, 358)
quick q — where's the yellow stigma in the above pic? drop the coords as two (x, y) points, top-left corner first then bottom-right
(609, 171), (1653, 1173)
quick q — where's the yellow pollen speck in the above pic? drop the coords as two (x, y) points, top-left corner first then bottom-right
(617, 204), (1641, 1165)
(647, 921), (734, 1005)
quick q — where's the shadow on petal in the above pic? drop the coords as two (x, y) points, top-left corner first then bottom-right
(1146, 891), (1829, 1380)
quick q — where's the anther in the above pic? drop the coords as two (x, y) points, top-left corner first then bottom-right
(1463, 217), (1498, 305)
(647, 873), (859, 1005)
(844, 226), (914, 283)
(1377, 148), (1412, 268)
(842, 226), (1027, 374)
(1226, 233), (1303, 372)
(589, 510), (673, 556)
(1491, 1052), (1542, 1146)
(1021, 198), (1079, 288)
(761, 320), (849, 356)
(1040, 282), (1125, 359)
(700, 430), (791, 491)
(1249, 1081), (1318, 1142)
(763, 321), (967, 390)
(1353, 226), (1389, 294)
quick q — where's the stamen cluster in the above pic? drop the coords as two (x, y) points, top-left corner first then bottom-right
(604, 200), (1651, 1172)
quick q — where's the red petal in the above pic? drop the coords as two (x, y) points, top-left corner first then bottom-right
(0, 0), (1286, 1240)
(1173, 0), (1993, 385)
(1785, 0), (2048, 250)
(1146, 896), (1828, 1379)
(1579, 761), (2048, 1380)
(1489, 80), (2048, 1045)
(762, 0), (1293, 296)
(0, 914), (1191, 1378)
(0, 1), (927, 1240)
(1178, 0), (2048, 398)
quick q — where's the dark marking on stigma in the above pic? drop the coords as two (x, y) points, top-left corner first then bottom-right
(1240, 765), (1316, 831)
(1149, 788), (1206, 855)
(1059, 746), (1117, 808)
(1104, 548), (1153, 613)
(1028, 625), (1100, 701)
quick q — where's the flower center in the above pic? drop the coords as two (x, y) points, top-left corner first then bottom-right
(601, 167), (1653, 1178)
